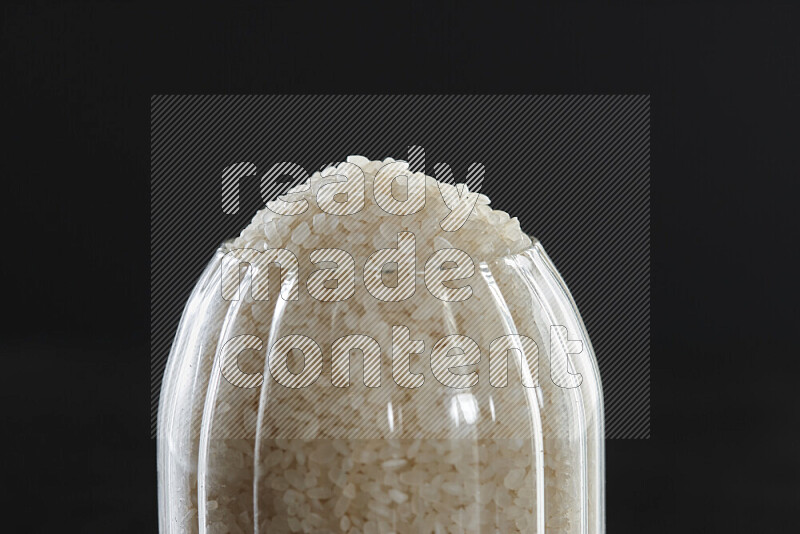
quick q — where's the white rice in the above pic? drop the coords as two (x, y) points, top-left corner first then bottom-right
(162, 156), (590, 533)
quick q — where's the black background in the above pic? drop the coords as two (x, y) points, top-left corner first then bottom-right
(2, 1), (797, 532)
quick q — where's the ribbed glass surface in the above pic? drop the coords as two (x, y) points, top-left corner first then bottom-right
(158, 240), (604, 533)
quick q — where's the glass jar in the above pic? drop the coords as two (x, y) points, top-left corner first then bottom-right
(158, 237), (604, 533)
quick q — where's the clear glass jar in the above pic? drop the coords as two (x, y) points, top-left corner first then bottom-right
(158, 237), (604, 533)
